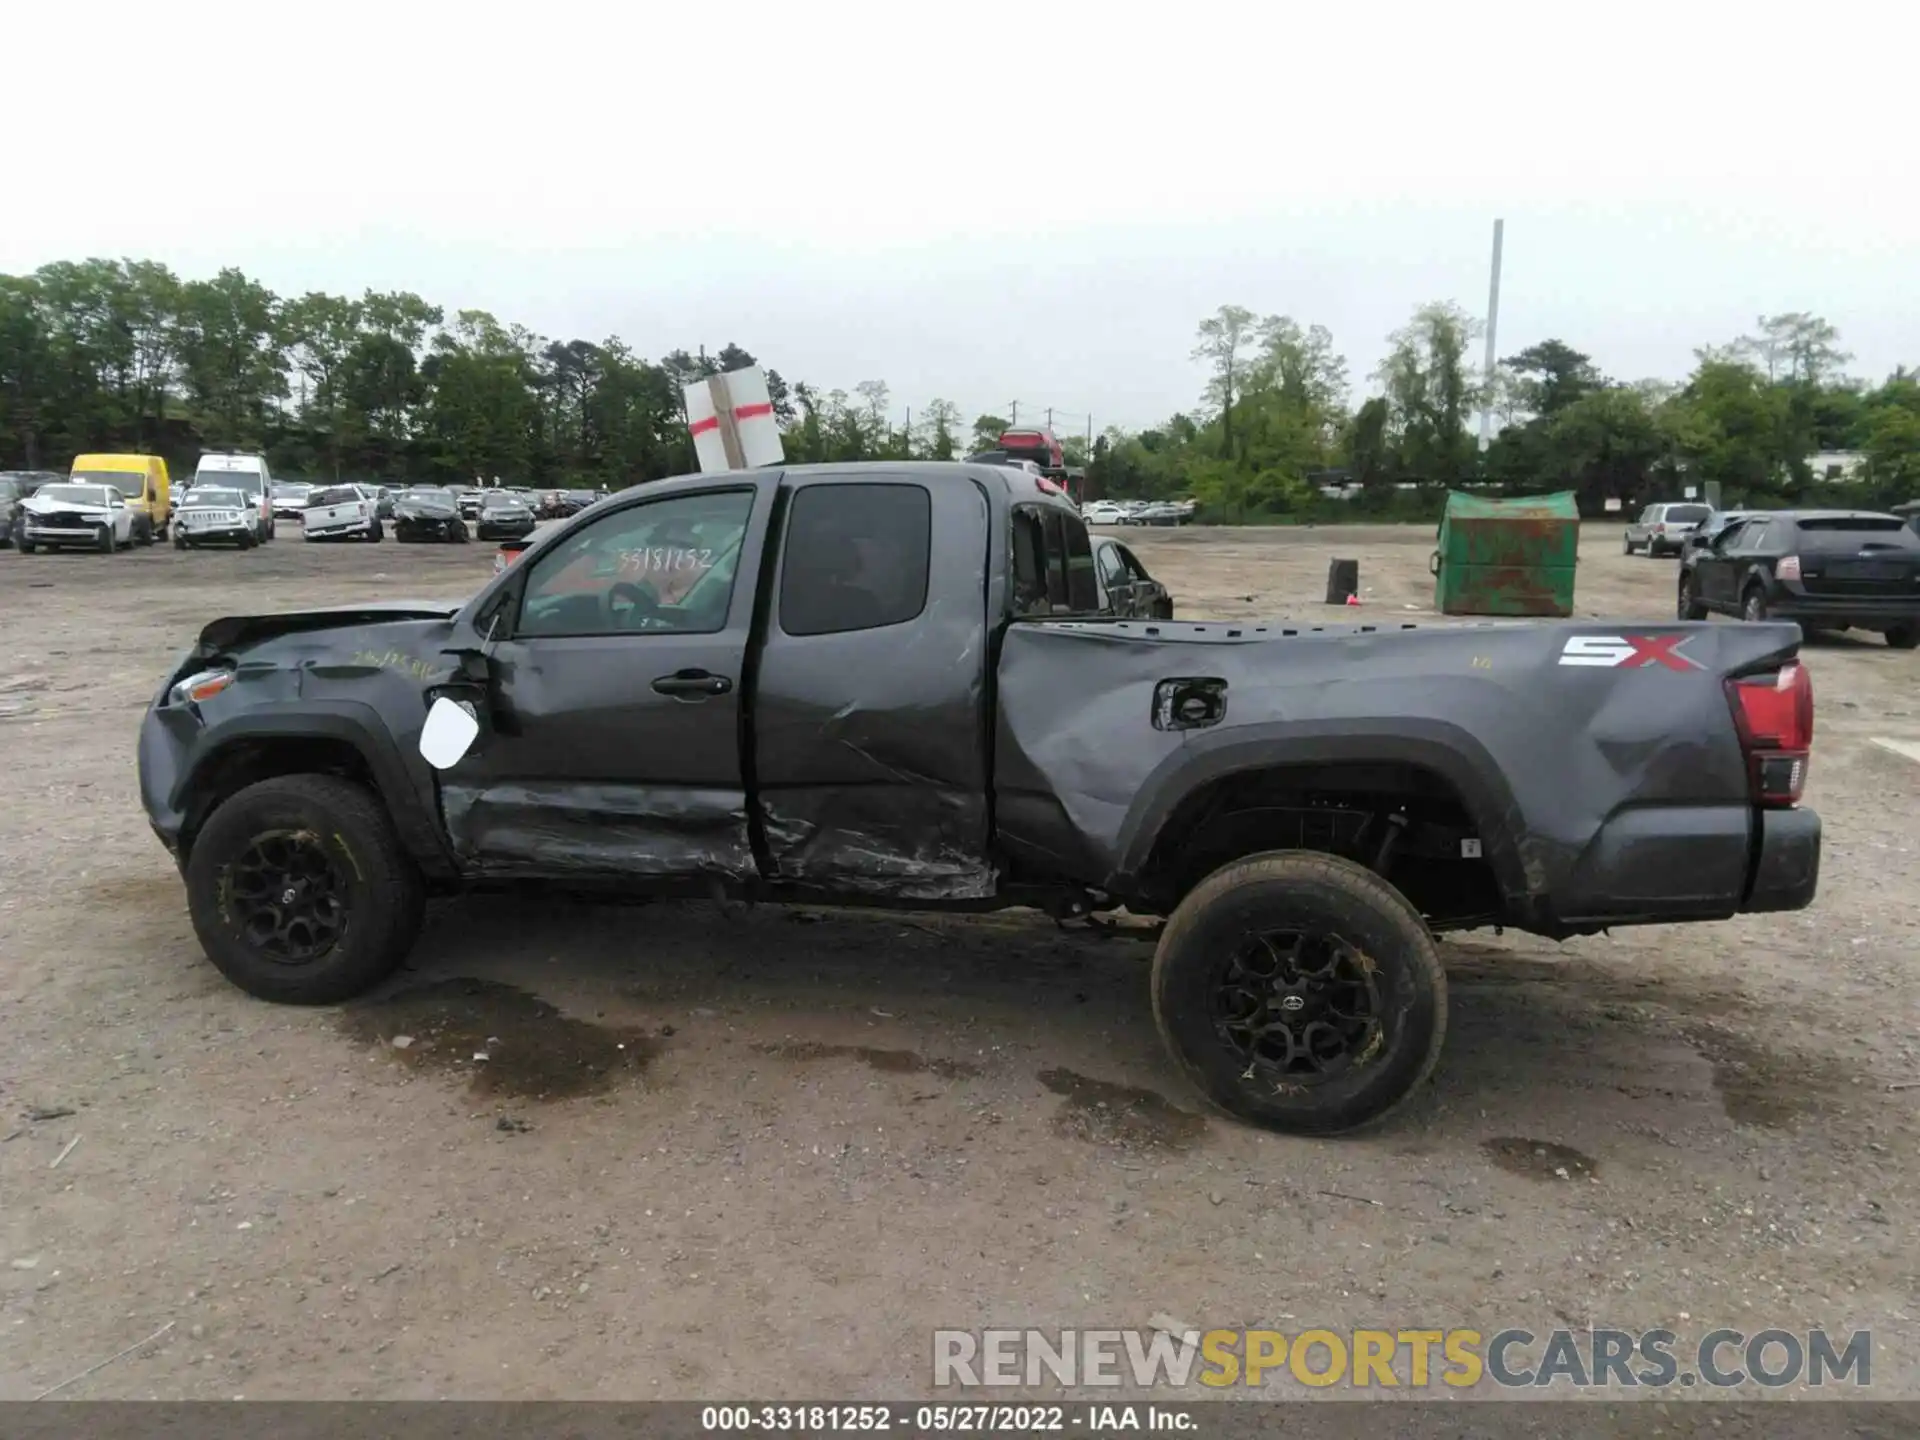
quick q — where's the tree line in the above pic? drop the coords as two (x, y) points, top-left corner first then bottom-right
(1097, 303), (1920, 517)
(0, 259), (976, 489)
(3, 257), (1916, 517)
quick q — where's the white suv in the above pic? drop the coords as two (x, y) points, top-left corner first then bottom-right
(1625, 502), (1712, 558)
(302, 484), (383, 542)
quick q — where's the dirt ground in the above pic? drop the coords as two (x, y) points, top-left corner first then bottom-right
(2, 519), (1916, 1403)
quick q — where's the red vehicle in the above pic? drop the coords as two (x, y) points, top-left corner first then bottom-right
(971, 427), (1086, 503)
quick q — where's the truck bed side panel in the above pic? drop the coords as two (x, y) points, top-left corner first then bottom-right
(750, 472), (998, 900)
(995, 617), (1797, 926)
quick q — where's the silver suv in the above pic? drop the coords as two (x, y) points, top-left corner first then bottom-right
(1625, 502), (1712, 557)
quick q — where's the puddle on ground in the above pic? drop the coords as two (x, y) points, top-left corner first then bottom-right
(337, 978), (659, 1101)
(1037, 1067), (1207, 1152)
(1483, 1137), (1598, 1182)
(752, 1041), (980, 1079)
(1684, 1025), (1811, 1129)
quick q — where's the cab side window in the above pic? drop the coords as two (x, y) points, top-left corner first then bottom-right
(779, 483), (931, 637)
(517, 490), (754, 639)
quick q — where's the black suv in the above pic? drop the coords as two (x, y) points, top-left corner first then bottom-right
(1679, 509), (1920, 648)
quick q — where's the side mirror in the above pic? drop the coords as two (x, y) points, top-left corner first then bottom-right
(419, 695), (481, 770)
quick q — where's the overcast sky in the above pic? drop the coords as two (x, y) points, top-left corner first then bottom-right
(9, 0), (1915, 432)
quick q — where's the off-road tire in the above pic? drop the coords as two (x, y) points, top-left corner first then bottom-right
(1677, 573), (1707, 621)
(1151, 850), (1447, 1136)
(1742, 586), (1769, 624)
(1887, 624), (1919, 651)
(186, 775), (425, 1005)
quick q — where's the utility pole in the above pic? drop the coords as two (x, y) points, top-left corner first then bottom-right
(1045, 406), (1053, 429)
(904, 407), (911, 458)
(1009, 401), (1018, 425)
(1479, 218), (1504, 452)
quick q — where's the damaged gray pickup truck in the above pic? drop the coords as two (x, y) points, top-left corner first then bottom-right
(138, 461), (1821, 1135)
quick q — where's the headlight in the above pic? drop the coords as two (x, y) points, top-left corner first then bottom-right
(168, 669), (234, 707)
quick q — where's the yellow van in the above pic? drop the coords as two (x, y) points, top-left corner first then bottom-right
(68, 454), (172, 543)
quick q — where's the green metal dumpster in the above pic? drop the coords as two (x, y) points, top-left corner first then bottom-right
(1429, 491), (1579, 617)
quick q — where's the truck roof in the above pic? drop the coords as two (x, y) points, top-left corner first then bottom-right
(609, 461), (1082, 514)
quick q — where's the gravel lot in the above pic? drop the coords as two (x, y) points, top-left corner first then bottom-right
(1, 519), (1915, 1403)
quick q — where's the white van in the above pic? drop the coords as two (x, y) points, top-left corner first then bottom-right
(192, 453), (277, 540)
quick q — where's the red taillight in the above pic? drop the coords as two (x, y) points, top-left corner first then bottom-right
(1777, 555), (1802, 581)
(1725, 661), (1813, 807)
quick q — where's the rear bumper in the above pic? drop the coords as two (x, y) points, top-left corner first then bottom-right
(1741, 806), (1821, 913)
(1554, 802), (1820, 925)
(1767, 592), (1920, 630)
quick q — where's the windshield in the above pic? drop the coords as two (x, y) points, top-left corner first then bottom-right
(184, 489), (245, 508)
(37, 484), (114, 506)
(309, 487), (360, 507)
(69, 469), (146, 497)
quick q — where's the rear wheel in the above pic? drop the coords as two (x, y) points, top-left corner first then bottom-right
(185, 775), (425, 1005)
(1742, 587), (1769, 624)
(1677, 573), (1707, 621)
(367, 519), (383, 543)
(1887, 624), (1919, 651)
(1151, 851), (1446, 1136)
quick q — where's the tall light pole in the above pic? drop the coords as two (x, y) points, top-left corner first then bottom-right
(1478, 218), (1504, 452)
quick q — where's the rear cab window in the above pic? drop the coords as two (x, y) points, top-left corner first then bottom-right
(1665, 504), (1710, 524)
(1012, 503), (1100, 616)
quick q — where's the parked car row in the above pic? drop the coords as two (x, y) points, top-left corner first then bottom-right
(1082, 498), (1197, 527)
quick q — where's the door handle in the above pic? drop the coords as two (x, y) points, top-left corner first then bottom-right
(652, 669), (733, 698)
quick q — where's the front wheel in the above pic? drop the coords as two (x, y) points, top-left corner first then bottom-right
(97, 525), (115, 554)
(185, 775), (426, 1005)
(451, 521), (469, 543)
(136, 517), (154, 547)
(1887, 624), (1919, 651)
(1678, 573), (1707, 621)
(1150, 850), (1447, 1136)
(17, 537), (34, 554)
(1742, 587), (1769, 624)
(1622, 534), (1636, 555)
(173, 532), (187, 550)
